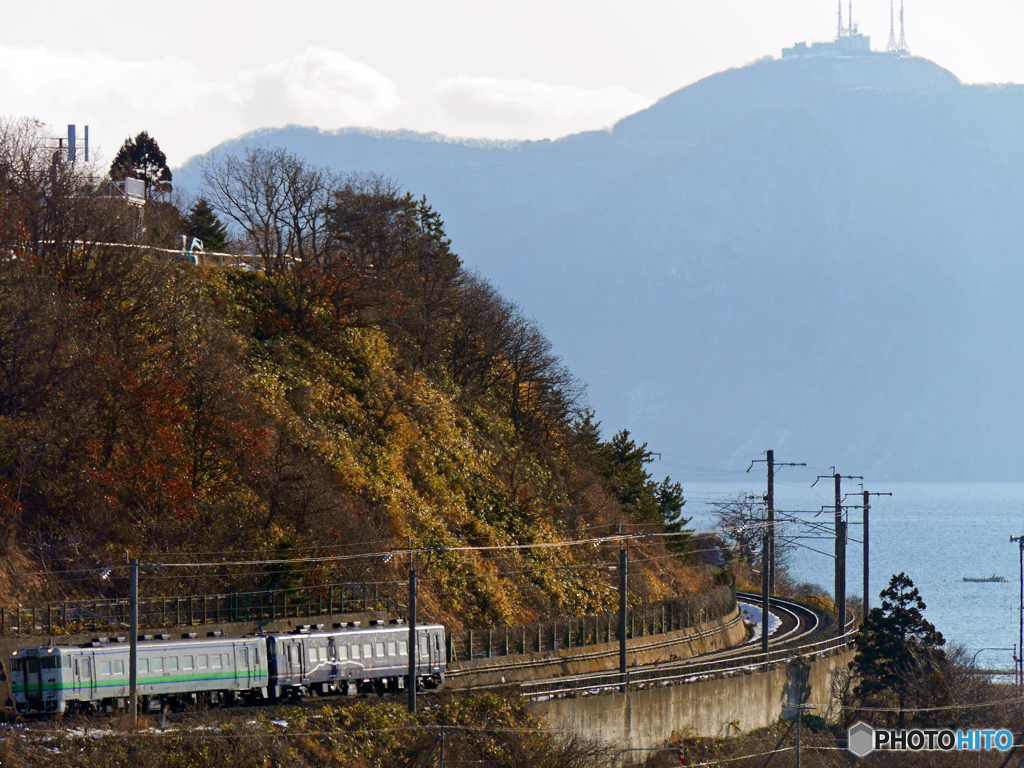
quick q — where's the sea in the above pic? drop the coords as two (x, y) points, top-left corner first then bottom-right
(684, 481), (1024, 673)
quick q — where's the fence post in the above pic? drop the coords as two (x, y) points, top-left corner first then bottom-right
(522, 626), (526, 655)
(329, 586), (334, 615)
(504, 627), (509, 656)
(467, 630), (473, 661)
(487, 629), (492, 658)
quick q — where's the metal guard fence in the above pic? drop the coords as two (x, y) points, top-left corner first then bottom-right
(518, 606), (858, 699)
(446, 586), (735, 663)
(0, 582), (399, 636)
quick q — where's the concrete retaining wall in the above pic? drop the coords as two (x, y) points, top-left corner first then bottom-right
(446, 606), (748, 688)
(533, 648), (854, 748)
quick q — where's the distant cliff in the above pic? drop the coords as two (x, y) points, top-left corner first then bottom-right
(177, 54), (1024, 481)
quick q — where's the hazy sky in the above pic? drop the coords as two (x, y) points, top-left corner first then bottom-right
(2, 0), (1016, 167)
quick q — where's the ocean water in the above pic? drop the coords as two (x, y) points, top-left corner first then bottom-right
(684, 481), (1024, 672)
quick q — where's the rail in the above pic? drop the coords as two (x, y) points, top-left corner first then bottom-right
(0, 582), (398, 637)
(445, 586), (735, 664)
(517, 595), (856, 700)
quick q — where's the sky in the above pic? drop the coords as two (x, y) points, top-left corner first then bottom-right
(2, 0), (1019, 168)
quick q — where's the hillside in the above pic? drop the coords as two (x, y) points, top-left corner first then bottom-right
(0, 118), (698, 626)
(179, 53), (1024, 480)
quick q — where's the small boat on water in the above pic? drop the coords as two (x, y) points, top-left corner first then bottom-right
(963, 574), (1009, 583)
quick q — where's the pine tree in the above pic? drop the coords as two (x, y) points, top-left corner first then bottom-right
(600, 429), (691, 550)
(184, 198), (228, 252)
(109, 131), (172, 198)
(853, 572), (946, 726)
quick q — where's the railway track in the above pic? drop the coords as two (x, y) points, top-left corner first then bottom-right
(514, 593), (852, 701)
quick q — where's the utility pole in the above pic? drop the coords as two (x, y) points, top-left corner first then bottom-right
(835, 475), (845, 636)
(861, 491), (891, 615)
(408, 550), (417, 714)
(749, 451), (804, 657)
(129, 558), (138, 727)
(749, 451), (805, 598)
(817, 471), (860, 636)
(1011, 536), (1024, 691)
(619, 539), (628, 693)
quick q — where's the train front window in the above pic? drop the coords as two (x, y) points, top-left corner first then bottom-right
(41, 657), (58, 670)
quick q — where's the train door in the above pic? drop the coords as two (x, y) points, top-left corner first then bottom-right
(286, 642), (303, 682)
(236, 644), (251, 688)
(79, 653), (94, 700)
(72, 654), (82, 697)
(327, 637), (338, 684)
(418, 632), (430, 669)
(23, 654), (42, 709)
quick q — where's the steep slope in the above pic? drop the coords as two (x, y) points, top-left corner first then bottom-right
(176, 54), (1024, 480)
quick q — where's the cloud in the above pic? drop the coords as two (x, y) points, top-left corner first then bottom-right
(0, 44), (651, 164)
(237, 47), (400, 129)
(0, 45), (224, 116)
(428, 75), (651, 136)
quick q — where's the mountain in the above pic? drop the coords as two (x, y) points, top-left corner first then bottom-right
(175, 53), (1024, 481)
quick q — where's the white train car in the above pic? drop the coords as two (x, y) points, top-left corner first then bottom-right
(10, 635), (269, 714)
(267, 623), (445, 698)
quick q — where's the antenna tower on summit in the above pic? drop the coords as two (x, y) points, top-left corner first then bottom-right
(897, 0), (910, 54)
(886, 1), (898, 52)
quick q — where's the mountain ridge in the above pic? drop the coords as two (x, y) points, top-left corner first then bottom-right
(175, 53), (1024, 481)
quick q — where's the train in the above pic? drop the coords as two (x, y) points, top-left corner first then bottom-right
(8, 621), (446, 715)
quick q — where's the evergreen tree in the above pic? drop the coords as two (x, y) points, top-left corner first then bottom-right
(599, 429), (691, 550)
(184, 198), (228, 251)
(109, 131), (172, 198)
(853, 572), (947, 726)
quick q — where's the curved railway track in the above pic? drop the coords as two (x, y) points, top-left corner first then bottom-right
(514, 593), (853, 700)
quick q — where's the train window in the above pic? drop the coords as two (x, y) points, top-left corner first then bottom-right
(182, 656), (193, 671)
(65, 657), (71, 668)
(287, 646), (297, 664)
(350, 645), (359, 660)
(239, 649), (248, 669)
(399, 641), (407, 656)
(435, 636), (440, 654)
(27, 659), (39, 674)
(168, 657), (178, 672)
(419, 637), (428, 657)
(212, 655), (222, 670)
(328, 645), (336, 661)
(387, 642), (396, 657)
(198, 655), (208, 670)
(139, 658), (149, 674)
(153, 657), (163, 674)
(100, 661), (111, 676)
(255, 648), (260, 666)
(41, 657), (59, 670)
(374, 643), (384, 658)
(114, 660), (124, 675)
(362, 643), (372, 660)
(82, 659), (91, 678)
(337, 646), (347, 660)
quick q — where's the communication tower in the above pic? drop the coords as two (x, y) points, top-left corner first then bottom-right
(897, 0), (910, 54)
(886, 1), (898, 52)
